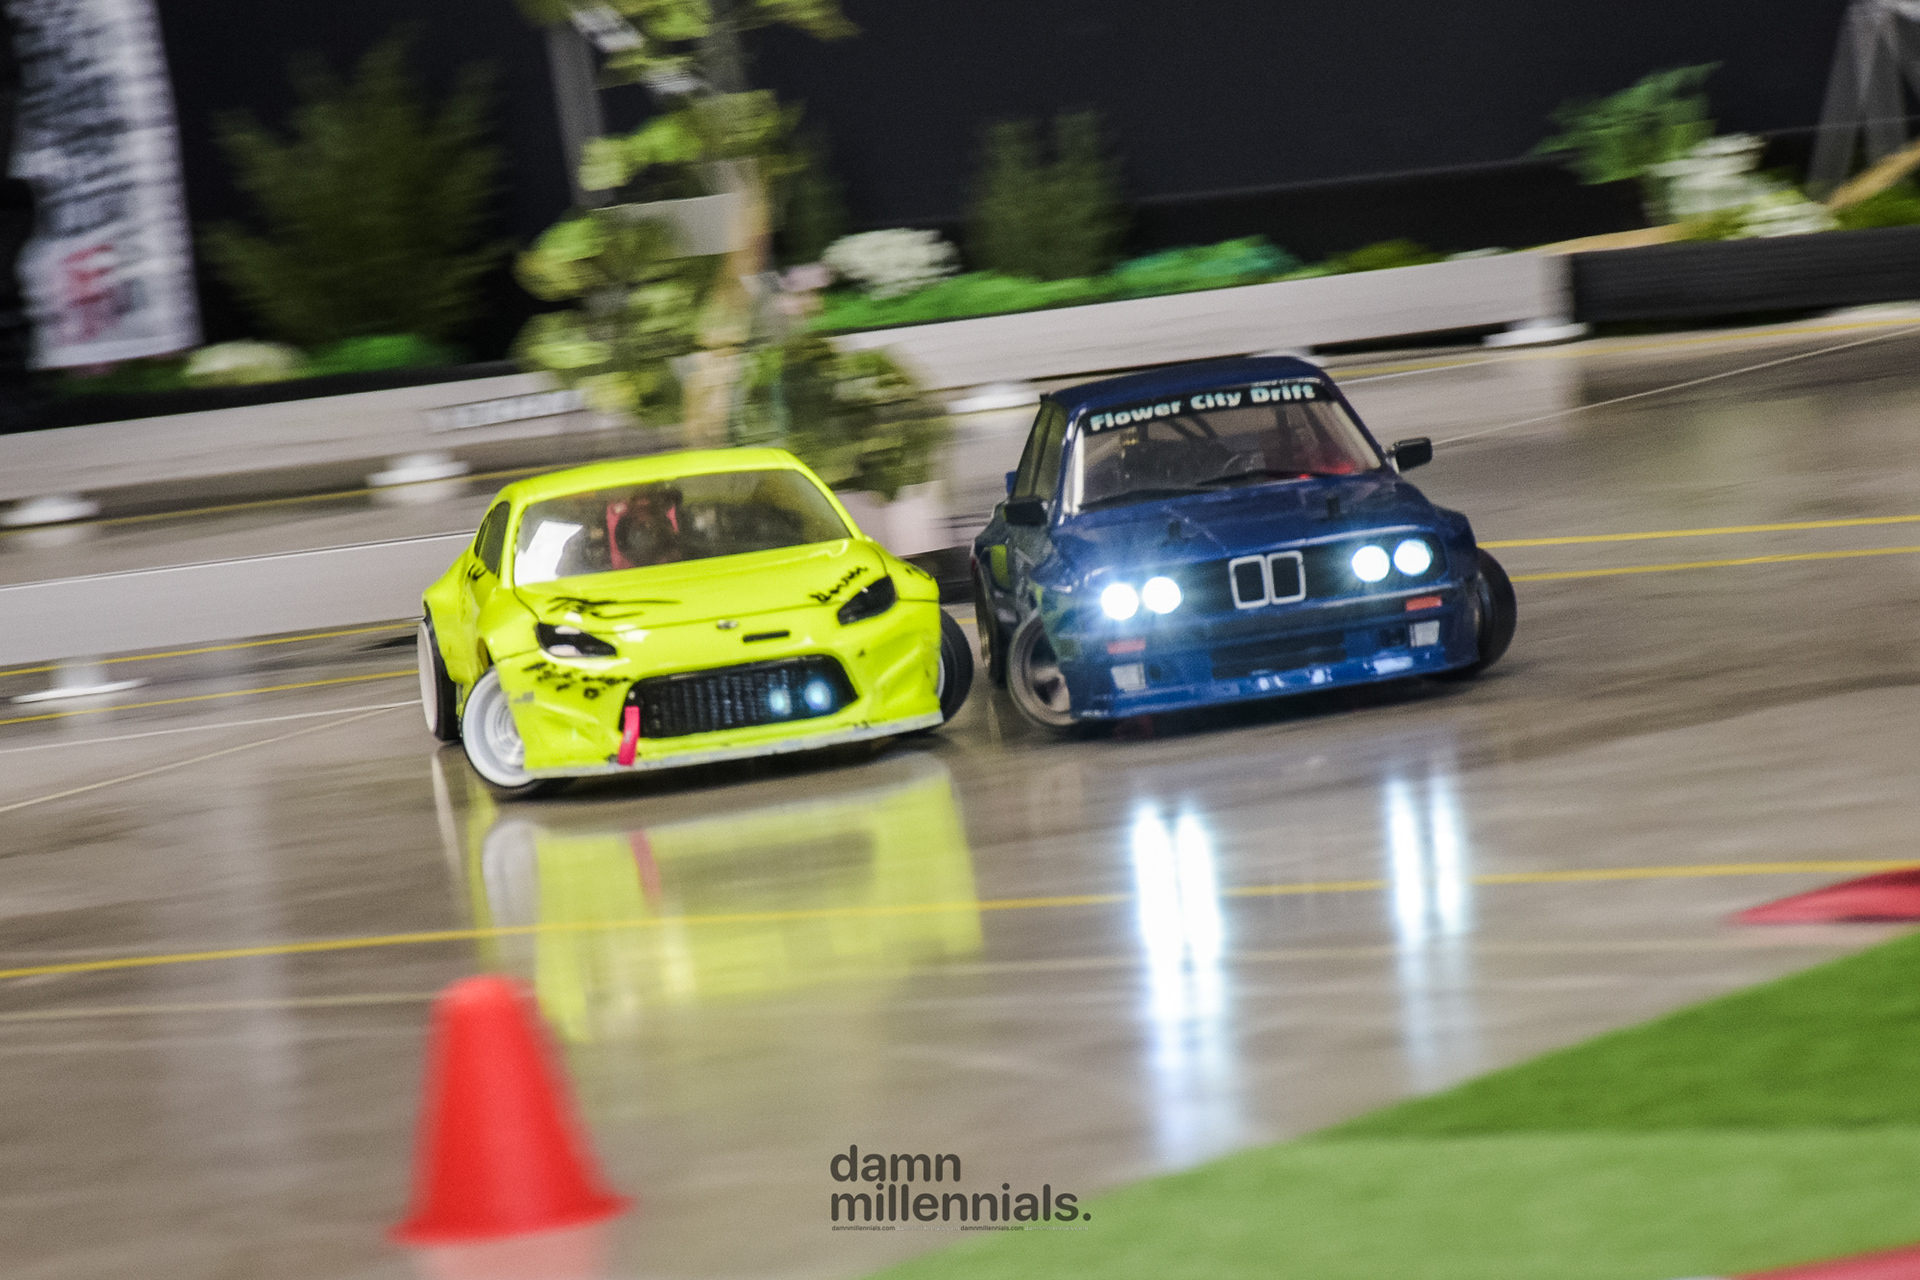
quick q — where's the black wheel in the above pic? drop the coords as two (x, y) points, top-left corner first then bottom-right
(459, 668), (566, 800)
(973, 569), (1009, 688)
(1439, 548), (1517, 679)
(417, 615), (460, 744)
(935, 611), (976, 722)
(1006, 614), (1077, 733)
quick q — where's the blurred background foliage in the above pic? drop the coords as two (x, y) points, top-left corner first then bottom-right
(202, 33), (506, 347)
(969, 111), (1125, 281)
(1534, 64), (1718, 221)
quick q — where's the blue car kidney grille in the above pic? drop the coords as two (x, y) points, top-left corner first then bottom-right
(628, 657), (855, 738)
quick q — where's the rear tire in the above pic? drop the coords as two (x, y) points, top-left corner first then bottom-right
(1006, 615), (1077, 733)
(973, 570), (1009, 688)
(459, 668), (565, 800)
(417, 616), (460, 744)
(1439, 548), (1517, 679)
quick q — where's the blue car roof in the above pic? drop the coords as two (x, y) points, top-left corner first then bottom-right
(1048, 356), (1329, 418)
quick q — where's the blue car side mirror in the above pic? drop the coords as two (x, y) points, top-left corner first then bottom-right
(1005, 471), (1018, 497)
(1004, 498), (1048, 527)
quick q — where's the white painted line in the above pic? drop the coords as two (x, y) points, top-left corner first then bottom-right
(0, 706), (401, 816)
(11, 679), (147, 705)
(1437, 324), (1920, 447)
(0, 700), (420, 755)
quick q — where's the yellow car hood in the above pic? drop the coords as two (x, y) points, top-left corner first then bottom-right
(512, 538), (890, 630)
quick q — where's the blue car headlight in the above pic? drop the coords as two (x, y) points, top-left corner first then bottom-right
(1101, 582), (1140, 620)
(1350, 545), (1391, 583)
(1141, 576), (1182, 614)
(1393, 539), (1433, 576)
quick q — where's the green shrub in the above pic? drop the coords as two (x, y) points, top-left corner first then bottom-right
(306, 333), (463, 376)
(1111, 238), (1300, 292)
(1322, 239), (1445, 274)
(1835, 183), (1920, 230)
(968, 110), (1124, 280)
(1534, 64), (1717, 221)
(811, 235), (1301, 332)
(203, 33), (507, 347)
(1676, 209), (1747, 241)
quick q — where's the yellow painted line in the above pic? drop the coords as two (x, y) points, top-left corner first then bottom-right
(1, 860), (1908, 985)
(0, 623), (414, 680)
(0, 669), (415, 727)
(1485, 513), (1920, 549)
(1513, 545), (1920, 583)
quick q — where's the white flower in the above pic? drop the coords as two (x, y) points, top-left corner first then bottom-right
(1740, 191), (1838, 238)
(822, 229), (959, 300)
(184, 341), (304, 386)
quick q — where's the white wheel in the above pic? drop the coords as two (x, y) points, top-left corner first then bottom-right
(1006, 615), (1076, 731)
(460, 669), (560, 799)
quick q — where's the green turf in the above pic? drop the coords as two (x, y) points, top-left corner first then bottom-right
(871, 1131), (1920, 1280)
(1332, 928), (1920, 1137)
(866, 929), (1920, 1280)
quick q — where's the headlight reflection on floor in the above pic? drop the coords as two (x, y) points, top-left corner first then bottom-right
(1382, 764), (1478, 1091)
(1130, 807), (1241, 1168)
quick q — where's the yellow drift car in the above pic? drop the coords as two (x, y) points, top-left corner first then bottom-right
(418, 449), (972, 798)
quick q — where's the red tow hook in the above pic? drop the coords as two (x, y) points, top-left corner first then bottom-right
(617, 705), (641, 767)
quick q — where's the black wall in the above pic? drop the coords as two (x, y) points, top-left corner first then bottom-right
(147, 0), (1857, 353)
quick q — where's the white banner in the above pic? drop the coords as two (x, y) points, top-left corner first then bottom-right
(7, 0), (199, 368)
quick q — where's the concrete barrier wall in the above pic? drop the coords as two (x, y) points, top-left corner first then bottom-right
(0, 372), (591, 504)
(835, 253), (1571, 389)
(0, 534), (468, 666)
(3, 254), (1569, 506)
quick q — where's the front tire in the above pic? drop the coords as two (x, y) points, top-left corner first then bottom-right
(460, 668), (564, 800)
(1006, 614), (1077, 732)
(417, 616), (460, 744)
(1440, 548), (1517, 679)
(973, 570), (1009, 688)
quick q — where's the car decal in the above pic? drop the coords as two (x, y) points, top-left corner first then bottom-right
(523, 659), (627, 700)
(808, 564), (868, 604)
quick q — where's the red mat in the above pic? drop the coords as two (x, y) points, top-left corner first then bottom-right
(1736, 868), (1920, 924)
(1741, 1242), (1920, 1278)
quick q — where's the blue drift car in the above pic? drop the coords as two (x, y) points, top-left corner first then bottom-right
(971, 356), (1516, 730)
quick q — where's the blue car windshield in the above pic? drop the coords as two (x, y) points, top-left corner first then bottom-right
(512, 469), (849, 584)
(1070, 385), (1383, 512)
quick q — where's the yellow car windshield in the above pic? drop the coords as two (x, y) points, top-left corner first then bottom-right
(513, 469), (850, 585)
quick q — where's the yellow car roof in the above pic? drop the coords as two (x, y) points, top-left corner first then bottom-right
(494, 447), (817, 508)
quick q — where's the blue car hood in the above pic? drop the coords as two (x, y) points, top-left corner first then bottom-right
(1051, 476), (1438, 574)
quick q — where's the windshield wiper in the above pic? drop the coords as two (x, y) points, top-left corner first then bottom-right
(1194, 467), (1344, 487)
(1077, 486), (1209, 511)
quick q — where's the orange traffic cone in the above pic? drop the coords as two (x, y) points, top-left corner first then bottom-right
(392, 975), (631, 1245)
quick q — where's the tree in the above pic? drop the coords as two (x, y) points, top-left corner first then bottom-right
(969, 110), (1124, 281)
(203, 34), (505, 347)
(514, 0), (952, 496)
(1533, 65), (1718, 223)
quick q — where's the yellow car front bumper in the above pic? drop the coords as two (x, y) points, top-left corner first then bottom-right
(492, 598), (945, 777)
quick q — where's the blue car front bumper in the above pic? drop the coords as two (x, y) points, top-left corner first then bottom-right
(1053, 585), (1479, 720)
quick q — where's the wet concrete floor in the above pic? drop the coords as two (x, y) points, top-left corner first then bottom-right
(1, 319), (1919, 1278)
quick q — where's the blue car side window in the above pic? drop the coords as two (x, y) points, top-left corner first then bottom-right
(1013, 404), (1067, 505)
